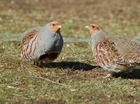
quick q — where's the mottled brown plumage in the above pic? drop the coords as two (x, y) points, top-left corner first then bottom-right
(86, 24), (140, 77)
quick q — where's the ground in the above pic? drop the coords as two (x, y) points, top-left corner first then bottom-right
(0, 0), (140, 104)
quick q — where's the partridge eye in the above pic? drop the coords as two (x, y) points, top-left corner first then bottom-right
(52, 24), (55, 26)
(92, 26), (95, 28)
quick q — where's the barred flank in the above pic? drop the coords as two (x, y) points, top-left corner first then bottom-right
(20, 30), (39, 60)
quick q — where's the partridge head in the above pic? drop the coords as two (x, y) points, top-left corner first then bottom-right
(86, 24), (140, 77)
(19, 21), (63, 66)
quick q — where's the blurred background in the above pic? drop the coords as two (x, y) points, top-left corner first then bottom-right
(0, 0), (139, 39)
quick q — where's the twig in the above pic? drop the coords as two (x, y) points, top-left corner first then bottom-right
(30, 76), (71, 88)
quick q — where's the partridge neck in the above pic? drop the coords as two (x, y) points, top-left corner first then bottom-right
(40, 25), (55, 39)
(91, 29), (107, 50)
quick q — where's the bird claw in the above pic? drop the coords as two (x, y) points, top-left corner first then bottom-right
(102, 74), (112, 78)
(97, 73), (112, 79)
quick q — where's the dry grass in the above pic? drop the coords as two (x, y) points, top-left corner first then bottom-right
(0, 0), (140, 104)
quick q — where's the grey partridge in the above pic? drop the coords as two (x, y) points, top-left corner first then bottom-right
(86, 24), (140, 77)
(19, 21), (63, 65)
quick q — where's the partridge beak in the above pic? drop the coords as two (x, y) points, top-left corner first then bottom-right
(85, 25), (89, 29)
(58, 25), (62, 28)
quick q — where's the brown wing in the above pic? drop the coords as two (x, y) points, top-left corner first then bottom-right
(95, 38), (122, 67)
(19, 27), (42, 49)
(110, 36), (140, 64)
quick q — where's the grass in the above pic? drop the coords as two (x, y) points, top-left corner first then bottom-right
(0, 0), (140, 104)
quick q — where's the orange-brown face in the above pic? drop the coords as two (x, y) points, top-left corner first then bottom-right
(86, 24), (100, 35)
(49, 21), (61, 33)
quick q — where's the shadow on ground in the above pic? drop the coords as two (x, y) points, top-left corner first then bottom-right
(113, 69), (140, 79)
(41, 61), (98, 71)
(40, 62), (140, 79)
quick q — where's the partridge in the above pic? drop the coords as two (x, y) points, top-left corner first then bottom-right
(19, 21), (63, 65)
(85, 24), (140, 77)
